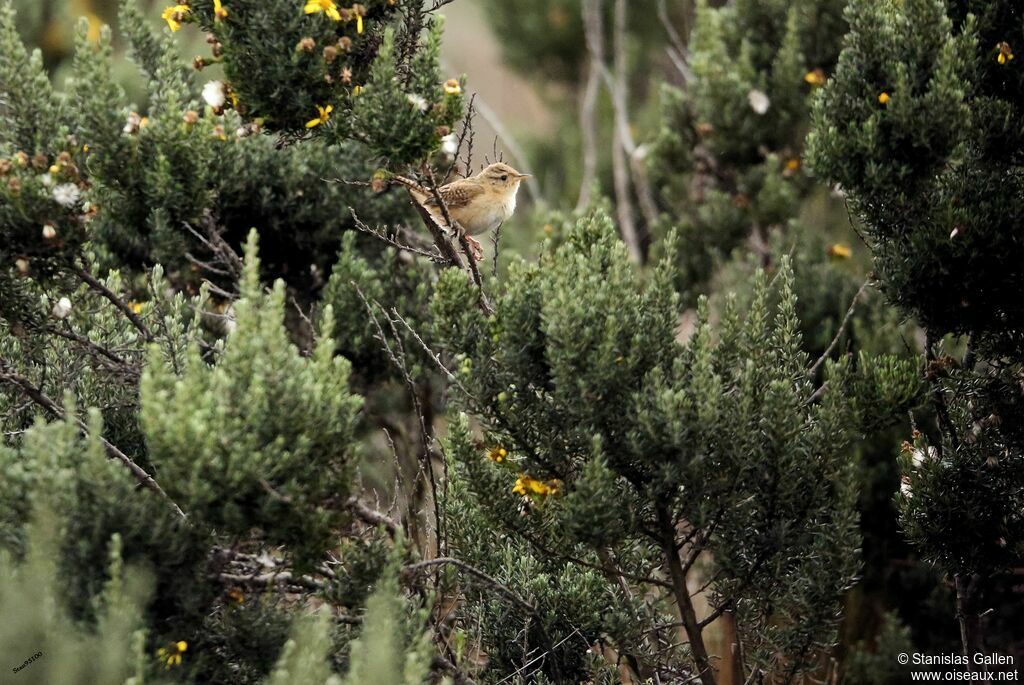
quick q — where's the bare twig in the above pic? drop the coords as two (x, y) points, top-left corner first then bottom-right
(493, 628), (585, 685)
(183, 212), (245, 278)
(350, 208), (446, 262)
(576, 14), (602, 212)
(612, 0), (659, 244)
(808, 279), (871, 378)
(462, 95), (545, 206)
(448, 93), (477, 180)
(388, 307), (476, 401)
(218, 571), (324, 591)
(347, 496), (400, 537)
(352, 284), (442, 555)
(581, 0), (653, 263)
(657, 0), (694, 83)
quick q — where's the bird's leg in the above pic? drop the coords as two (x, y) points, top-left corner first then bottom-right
(450, 221), (484, 262)
(465, 235), (484, 262)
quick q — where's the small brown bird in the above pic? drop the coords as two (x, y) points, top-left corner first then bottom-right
(393, 162), (530, 259)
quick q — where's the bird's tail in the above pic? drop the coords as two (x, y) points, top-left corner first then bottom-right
(389, 174), (431, 203)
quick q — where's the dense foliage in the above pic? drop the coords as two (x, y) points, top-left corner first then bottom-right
(0, 0), (1020, 682)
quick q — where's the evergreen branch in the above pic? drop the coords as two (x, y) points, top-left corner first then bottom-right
(0, 360), (186, 520)
(517, 528), (672, 589)
(75, 266), (155, 343)
(401, 556), (537, 615)
(43, 323), (138, 375)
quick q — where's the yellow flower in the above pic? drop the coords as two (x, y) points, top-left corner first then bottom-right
(161, 4), (190, 32)
(827, 243), (852, 260)
(512, 474), (560, 499)
(156, 641), (188, 668)
(305, 104), (333, 128)
(997, 42), (1014, 65)
(227, 587), (245, 604)
(214, 0), (228, 20)
(783, 158), (800, 175)
(877, 91), (890, 105)
(352, 84), (363, 96)
(304, 0), (341, 21)
(356, 13), (363, 33)
(804, 68), (826, 87)
(487, 447), (507, 464)
(128, 301), (144, 314)
(444, 78), (461, 96)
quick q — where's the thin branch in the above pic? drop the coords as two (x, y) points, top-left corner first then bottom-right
(658, 506), (715, 685)
(462, 94), (545, 206)
(576, 19), (602, 212)
(808, 279), (871, 378)
(402, 556), (536, 614)
(43, 324), (136, 373)
(75, 266), (154, 342)
(421, 166), (495, 316)
(350, 208), (447, 262)
(492, 628), (585, 685)
(347, 496), (400, 537)
(582, 0), (647, 263)
(388, 307), (476, 401)
(656, 0), (694, 83)
(613, 0), (659, 237)
(218, 571), (324, 591)
(0, 361), (186, 519)
(352, 284), (442, 554)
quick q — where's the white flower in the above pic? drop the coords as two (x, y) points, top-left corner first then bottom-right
(42, 224), (57, 240)
(39, 173), (53, 187)
(911, 445), (938, 469)
(406, 93), (429, 112)
(202, 80), (227, 109)
(900, 476), (913, 499)
(440, 132), (458, 157)
(52, 183), (80, 208)
(123, 111), (142, 135)
(51, 296), (72, 320)
(747, 89), (770, 115)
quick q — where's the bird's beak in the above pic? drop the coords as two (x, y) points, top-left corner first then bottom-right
(517, 173), (532, 179)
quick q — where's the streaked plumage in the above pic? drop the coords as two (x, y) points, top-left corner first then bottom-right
(393, 162), (529, 238)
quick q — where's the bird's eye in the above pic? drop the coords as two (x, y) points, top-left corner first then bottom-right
(500, 174), (508, 181)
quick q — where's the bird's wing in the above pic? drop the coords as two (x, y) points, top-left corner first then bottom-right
(428, 182), (484, 209)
